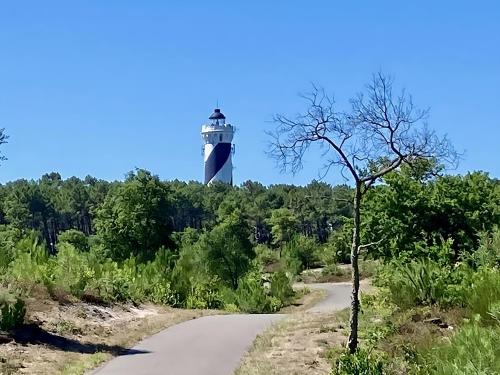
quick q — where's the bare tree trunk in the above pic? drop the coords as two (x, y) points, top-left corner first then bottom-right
(347, 183), (362, 353)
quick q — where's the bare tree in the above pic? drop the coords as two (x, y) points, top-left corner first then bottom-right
(269, 73), (456, 353)
(0, 128), (7, 164)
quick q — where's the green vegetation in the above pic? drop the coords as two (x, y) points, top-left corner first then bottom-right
(332, 349), (385, 375)
(0, 170), (354, 317)
(418, 319), (499, 375)
(325, 165), (500, 374)
(363, 167), (499, 263)
(0, 133), (498, 373)
(0, 288), (25, 330)
(61, 352), (108, 375)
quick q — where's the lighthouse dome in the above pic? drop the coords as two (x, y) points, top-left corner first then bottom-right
(209, 108), (226, 120)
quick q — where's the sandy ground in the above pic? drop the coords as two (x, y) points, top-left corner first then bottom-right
(0, 294), (216, 375)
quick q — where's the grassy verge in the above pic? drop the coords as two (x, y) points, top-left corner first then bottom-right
(279, 287), (326, 314)
(236, 311), (347, 375)
(236, 281), (373, 375)
(329, 288), (499, 374)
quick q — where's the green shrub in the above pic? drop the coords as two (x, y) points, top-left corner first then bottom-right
(359, 259), (379, 279)
(417, 319), (500, 375)
(51, 243), (93, 297)
(170, 242), (210, 307)
(57, 229), (89, 252)
(375, 260), (467, 308)
(85, 258), (129, 302)
(466, 266), (500, 322)
(234, 272), (272, 313)
(232, 269), (294, 313)
(269, 271), (294, 307)
(467, 227), (500, 268)
(185, 277), (223, 309)
(8, 235), (52, 291)
(116, 249), (178, 305)
(332, 349), (385, 375)
(0, 290), (26, 330)
(282, 235), (319, 275)
(322, 223), (353, 265)
(254, 244), (279, 267)
(376, 260), (447, 308)
(0, 225), (21, 273)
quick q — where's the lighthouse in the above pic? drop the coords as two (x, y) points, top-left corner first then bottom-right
(201, 108), (235, 185)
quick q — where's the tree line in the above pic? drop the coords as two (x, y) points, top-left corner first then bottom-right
(0, 170), (353, 259)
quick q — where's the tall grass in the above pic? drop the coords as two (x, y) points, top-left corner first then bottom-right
(376, 258), (499, 314)
(0, 289), (26, 330)
(332, 349), (385, 375)
(466, 267), (500, 322)
(376, 260), (452, 308)
(418, 320), (500, 375)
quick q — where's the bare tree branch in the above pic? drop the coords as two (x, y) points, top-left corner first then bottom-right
(358, 238), (384, 253)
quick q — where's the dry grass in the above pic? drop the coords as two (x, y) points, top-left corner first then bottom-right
(236, 311), (348, 375)
(279, 287), (327, 314)
(236, 280), (375, 375)
(0, 289), (218, 375)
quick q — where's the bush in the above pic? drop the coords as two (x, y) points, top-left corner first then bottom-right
(51, 243), (93, 297)
(57, 229), (89, 252)
(185, 277), (223, 309)
(322, 223), (353, 265)
(466, 266), (500, 322)
(375, 259), (472, 308)
(333, 349), (385, 375)
(417, 318), (500, 375)
(376, 257), (499, 315)
(376, 260), (451, 308)
(282, 235), (319, 275)
(234, 272), (274, 313)
(0, 289), (26, 330)
(254, 244), (279, 267)
(3, 232), (296, 313)
(270, 271), (294, 307)
(0, 225), (21, 273)
(8, 235), (52, 291)
(231, 270), (293, 313)
(467, 227), (500, 268)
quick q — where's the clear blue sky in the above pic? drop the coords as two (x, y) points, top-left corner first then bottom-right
(1, 1), (499, 185)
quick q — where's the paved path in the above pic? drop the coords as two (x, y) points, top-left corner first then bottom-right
(92, 283), (350, 375)
(306, 282), (352, 313)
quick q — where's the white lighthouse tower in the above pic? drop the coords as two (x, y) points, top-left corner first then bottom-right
(201, 108), (235, 185)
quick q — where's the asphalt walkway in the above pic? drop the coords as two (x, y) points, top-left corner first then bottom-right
(92, 282), (351, 375)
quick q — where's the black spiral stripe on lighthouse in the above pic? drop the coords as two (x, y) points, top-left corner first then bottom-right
(205, 142), (231, 184)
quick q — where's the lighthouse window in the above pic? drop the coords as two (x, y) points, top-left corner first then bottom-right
(219, 134), (223, 142)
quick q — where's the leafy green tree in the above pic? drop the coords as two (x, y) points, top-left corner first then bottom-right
(282, 235), (319, 273)
(364, 168), (500, 262)
(200, 210), (254, 289)
(95, 169), (175, 261)
(268, 208), (298, 250)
